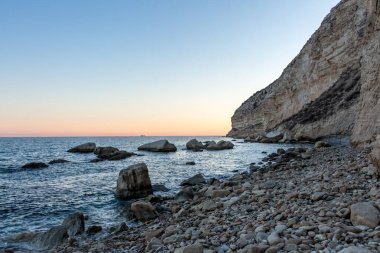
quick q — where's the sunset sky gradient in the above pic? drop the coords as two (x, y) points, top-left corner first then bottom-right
(0, 0), (339, 137)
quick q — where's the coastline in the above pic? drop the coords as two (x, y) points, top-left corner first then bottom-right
(41, 142), (379, 253)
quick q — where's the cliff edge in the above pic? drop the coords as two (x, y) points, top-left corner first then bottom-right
(228, 0), (380, 164)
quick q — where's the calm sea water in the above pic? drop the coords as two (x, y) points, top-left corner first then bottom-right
(0, 136), (304, 246)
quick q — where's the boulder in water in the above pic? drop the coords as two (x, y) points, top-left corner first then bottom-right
(138, 140), (177, 152)
(48, 159), (69, 165)
(94, 146), (119, 156)
(21, 162), (48, 169)
(99, 150), (135, 161)
(180, 173), (206, 186)
(32, 212), (85, 250)
(186, 139), (205, 150)
(116, 163), (153, 200)
(205, 140), (234, 151)
(67, 143), (96, 153)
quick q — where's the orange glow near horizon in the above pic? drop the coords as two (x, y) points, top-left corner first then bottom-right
(0, 114), (231, 137)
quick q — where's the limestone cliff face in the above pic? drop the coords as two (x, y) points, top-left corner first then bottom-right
(228, 0), (380, 152)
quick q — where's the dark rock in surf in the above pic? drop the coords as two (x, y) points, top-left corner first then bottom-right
(67, 143), (96, 153)
(22, 162), (48, 169)
(116, 163), (153, 200)
(138, 140), (177, 152)
(48, 159), (69, 164)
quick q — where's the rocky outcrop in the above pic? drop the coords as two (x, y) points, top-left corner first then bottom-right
(22, 162), (48, 169)
(138, 140), (177, 152)
(205, 140), (234, 151)
(31, 212), (85, 250)
(228, 0), (380, 159)
(116, 163), (153, 200)
(67, 143), (96, 153)
(186, 139), (205, 150)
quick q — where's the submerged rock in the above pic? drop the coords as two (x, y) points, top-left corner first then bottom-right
(48, 159), (69, 164)
(67, 143), (96, 153)
(116, 163), (153, 200)
(21, 162), (48, 169)
(138, 140), (177, 152)
(152, 184), (170, 192)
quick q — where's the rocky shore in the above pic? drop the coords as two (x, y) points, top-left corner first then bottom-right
(31, 142), (379, 253)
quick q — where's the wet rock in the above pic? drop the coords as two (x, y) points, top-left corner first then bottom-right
(67, 143), (96, 153)
(180, 173), (206, 186)
(206, 140), (234, 150)
(48, 159), (69, 164)
(116, 163), (153, 200)
(138, 140), (177, 152)
(21, 162), (48, 169)
(350, 202), (380, 228)
(94, 146), (119, 155)
(152, 184), (170, 192)
(33, 212), (84, 250)
(87, 225), (102, 235)
(109, 222), (128, 234)
(186, 139), (205, 150)
(315, 141), (331, 148)
(131, 201), (158, 221)
(100, 150), (135, 160)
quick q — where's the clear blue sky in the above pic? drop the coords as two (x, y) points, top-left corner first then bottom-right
(0, 0), (340, 136)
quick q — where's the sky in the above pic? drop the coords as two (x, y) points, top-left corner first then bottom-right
(0, 0), (340, 137)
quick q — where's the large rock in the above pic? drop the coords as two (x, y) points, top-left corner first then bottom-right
(21, 162), (48, 169)
(130, 201), (158, 221)
(67, 143), (96, 153)
(350, 202), (380, 228)
(116, 163), (153, 200)
(227, 0), (380, 151)
(138, 140), (177, 152)
(180, 173), (206, 186)
(33, 212), (84, 250)
(94, 146), (119, 155)
(98, 150), (135, 161)
(206, 140), (234, 151)
(186, 139), (205, 150)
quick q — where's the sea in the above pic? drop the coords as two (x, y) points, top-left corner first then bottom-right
(0, 136), (308, 249)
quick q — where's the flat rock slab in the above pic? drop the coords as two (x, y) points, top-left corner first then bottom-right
(138, 140), (177, 152)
